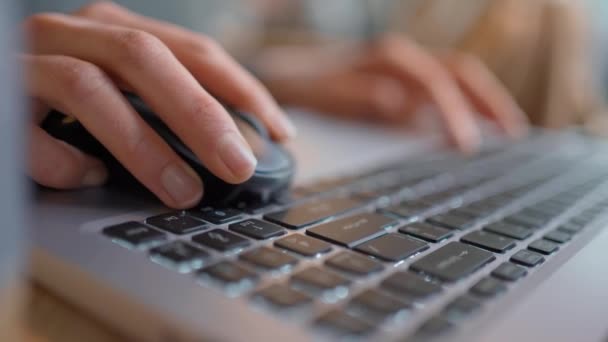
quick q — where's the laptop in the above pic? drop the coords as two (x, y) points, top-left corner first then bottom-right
(30, 107), (608, 341)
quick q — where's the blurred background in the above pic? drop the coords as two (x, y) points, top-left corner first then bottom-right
(22, 0), (608, 129)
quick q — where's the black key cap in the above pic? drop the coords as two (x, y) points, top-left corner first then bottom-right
(307, 213), (395, 247)
(399, 222), (453, 242)
(351, 289), (412, 316)
(103, 221), (166, 247)
(558, 222), (585, 234)
(528, 239), (559, 255)
(510, 249), (545, 267)
(416, 316), (454, 337)
(264, 197), (362, 229)
(188, 207), (243, 225)
(149, 241), (208, 267)
(146, 213), (207, 235)
(427, 212), (476, 230)
(484, 222), (532, 240)
(274, 234), (332, 256)
(505, 213), (547, 229)
(470, 277), (506, 298)
(199, 261), (257, 284)
(461, 230), (516, 253)
(544, 230), (572, 243)
(229, 219), (285, 240)
(491, 262), (527, 281)
(442, 295), (482, 322)
(383, 201), (432, 219)
(255, 284), (311, 308)
(239, 247), (298, 270)
(325, 251), (383, 276)
(355, 233), (428, 262)
(192, 229), (250, 251)
(381, 271), (442, 298)
(410, 242), (495, 282)
(292, 267), (350, 290)
(316, 310), (374, 336)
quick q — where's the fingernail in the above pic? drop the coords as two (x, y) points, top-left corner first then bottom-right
(161, 162), (203, 207)
(81, 166), (108, 187)
(218, 132), (258, 180)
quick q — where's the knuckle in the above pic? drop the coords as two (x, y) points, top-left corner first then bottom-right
(54, 57), (107, 101)
(373, 34), (412, 57)
(112, 29), (166, 63)
(77, 1), (120, 17)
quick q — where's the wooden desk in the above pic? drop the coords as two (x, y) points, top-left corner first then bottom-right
(26, 283), (126, 342)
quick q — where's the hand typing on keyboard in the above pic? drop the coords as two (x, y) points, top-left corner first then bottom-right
(252, 36), (530, 152)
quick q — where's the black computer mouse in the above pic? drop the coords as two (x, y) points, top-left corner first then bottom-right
(41, 93), (295, 205)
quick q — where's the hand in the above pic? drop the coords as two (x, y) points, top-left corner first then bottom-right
(253, 35), (529, 152)
(22, 2), (296, 209)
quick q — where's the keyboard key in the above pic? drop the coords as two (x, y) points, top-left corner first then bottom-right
(275, 234), (332, 256)
(149, 241), (208, 267)
(491, 262), (527, 281)
(229, 219), (285, 240)
(558, 222), (585, 234)
(292, 267), (350, 290)
(504, 212), (548, 229)
(427, 212), (476, 230)
(308, 214), (394, 248)
(528, 239), (559, 255)
(351, 289), (412, 316)
(442, 295), (482, 322)
(192, 229), (250, 251)
(325, 251), (383, 276)
(415, 316), (454, 337)
(199, 261), (257, 284)
(484, 222), (532, 240)
(103, 221), (166, 247)
(264, 197), (362, 229)
(355, 233), (428, 262)
(316, 310), (375, 336)
(239, 247), (297, 270)
(470, 277), (506, 298)
(510, 249), (545, 267)
(383, 201), (432, 219)
(188, 207), (243, 225)
(146, 213), (207, 235)
(381, 271), (442, 298)
(399, 222), (453, 243)
(461, 230), (516, 253)
(543, 230), (572, 244)
(410, 242), (495, 282)
(255, 284), (311, 308)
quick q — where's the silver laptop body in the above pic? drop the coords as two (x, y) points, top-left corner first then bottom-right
(31, 112), (608, 342)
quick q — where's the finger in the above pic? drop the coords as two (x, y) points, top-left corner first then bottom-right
(28, 124), (108, 189)
(25, 13), (257, 184)
(364, 36), (482, 152)
(442, 53), (529, 138)
(74, 1), (296, 141)
(23, 54), (203, 209)
(302, 73), (413, 122)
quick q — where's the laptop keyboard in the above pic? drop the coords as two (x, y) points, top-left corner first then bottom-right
(101, 131), (608, 340)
